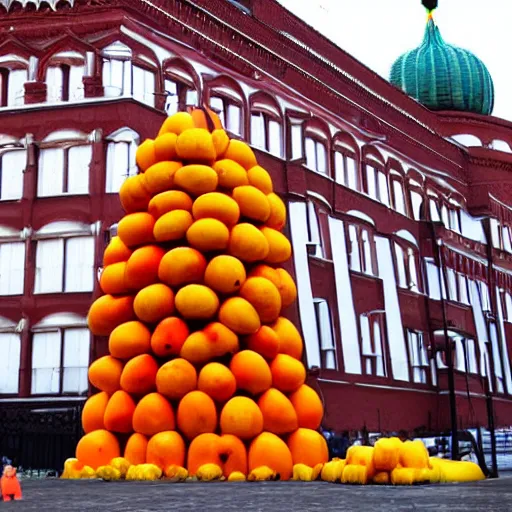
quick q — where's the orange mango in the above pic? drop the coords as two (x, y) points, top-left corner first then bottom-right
(108, 320), (151, 359)
(148, 190), (193, 219)
(144, 161), (182, 194)
(175, 284), (219, 320)
(119, 174), (152, 213)
(212, 129), (230, 158)
(103, 390), (136, 433)
(151, 316), (190, 358)
(125, 245), (166, 291)
(132, 393), (175, 436)
(186, 218), (230, 252)
(124, 433), (148, 466)
(289, 384), (324, 430)
(118, 212), (155, 248)
(100, 261), (129, 295)
(212, 159), (249, 189)
(230, 350), (272, 395)
(156, 358), (197, 401)
(88, 355), (123, 394)
(271, 317), (303, 360)
(266, 193), (287, 231)
(76, 430), (120, 471)
(81, 391), (109, 434)
(158, 247), (207, 287)
(133, 283), (175, 324)
(260, 226), (292, 264)
(270, 354), (306, 392)
(247, 165), (273, 194)
(87, 294), (135, 337)
(173, 164), (218, 196)
(228, 223), (269, 262)
(120, 354), (158, 395)
(154, 132), (178, 161)
(258, 388), (298, 434)
(232, 185), (271, 222)
(245, 326), (280, 360)
(287, 428), (329, 467)
(223, 139), (257, 170)
(218, 297), (261, 334)
(103, 236), (133, 267)
(220, 396), (263, 440)
(204, 255), (246, 295)
(197, 363), (237, 403)
(177, 391), (218, 440)
(146, 431), (186, 470)
(153, 209), (193, 242)
(239, 276), (282, 323)
(158, 112), (195, 136)
(192, 192), (240, 227)
(135, 139), (157, 171)
(248, 432), (293, 481)
(176, 128), (216, 162)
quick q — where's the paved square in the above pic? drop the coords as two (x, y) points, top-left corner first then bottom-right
(2, 477), (511, 511)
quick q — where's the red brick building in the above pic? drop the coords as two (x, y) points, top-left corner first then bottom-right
(0, 0), (511, 460)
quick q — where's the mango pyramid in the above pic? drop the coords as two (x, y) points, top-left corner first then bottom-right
(74, 107), (328, 481)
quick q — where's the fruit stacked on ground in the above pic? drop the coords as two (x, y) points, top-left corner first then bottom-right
(74, 107), (328, 481)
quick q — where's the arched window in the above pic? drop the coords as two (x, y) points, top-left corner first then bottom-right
(363, 149), (388, 206)
(33, 221), (95, 294)
(313, 298), (337, 370)
(105, 127), (139, 193)
(346, 218), (377, 276)
(305, 196), (332, 260)
(31, 313), (90, 395)
(0, 54), (28, 107)
(37, 130), (91, 197)
(0, 225), (25, 296)
(333, 136), (359, 190)
(0, 316), (21, 394)
(163, 59), (199, 115)
(389, 169), (406, 216)
(208, 80), (245, 137)
(394, 232), (421, 293)
(250, 93), (283, 157)
(45, 50), (85, 103)
(101, 41), (157, 108)
(408, 176), (425, 221)
(304, 124), (328, 176)
(0, 135), (25, 201)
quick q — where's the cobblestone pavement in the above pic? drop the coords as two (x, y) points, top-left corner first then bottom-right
(2, 477), (511, 512)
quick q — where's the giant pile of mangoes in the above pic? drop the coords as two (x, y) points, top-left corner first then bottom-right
(64, 107), (486, 485)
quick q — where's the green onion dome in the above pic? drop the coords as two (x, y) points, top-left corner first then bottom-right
(389, 14), (494, 116)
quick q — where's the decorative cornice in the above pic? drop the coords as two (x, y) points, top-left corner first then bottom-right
(0, 0), (75, 10)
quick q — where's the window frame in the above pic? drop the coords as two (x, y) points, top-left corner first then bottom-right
(359, 310), (388, 377)
(394, 239), (421, 293)
(313, 298), (337, 370)
(249, 98), (283, 158)
(406, 330), (430, 384)
(30, 327), (91, 396)
(334, 143), (359, 191)
(345, 220), (378, 277)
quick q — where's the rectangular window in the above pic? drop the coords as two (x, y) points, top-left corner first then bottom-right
(429, 198), (440, 222)
(366, 165), (377, 199)
(394, 243), (407, 288)
(407, 330), (429, 384)
(348, 224), (377, 276)
(102, 58), (131, 97)
(306, 201), (324, 258)
(106, 141), (137, 193)
(458, 273), (470, 305)
(2, 69), (27, 107)
(305, 137), (327, 175)
(250, 112), (282, 157)
(410, 190), (423, 220)
(31, 328), (90, 395)
(0, 333), (21, 394)
(313, 299), (337, 370)
(34, 236), (95, 294)
(211, 96), (242, 136)
(446, 268), (458, 301)
(425, 259), (445, 300)
(335, 151), (358, 191)
(490, 219), (501, 249)
(37, 145), (91, 197)
(360, 313), (386, 377)
(0, 242), (25, 295)
(0, 149), (25, 201)
(290, 122), (303, 161)
(504, 226), (512, 253)
(348, 224), (361, 273)
(378, 171), (390, 206)
(392, 179), (406, 215)
(132, 65), (155, 108)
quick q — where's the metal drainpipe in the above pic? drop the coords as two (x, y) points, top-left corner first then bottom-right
(481, 218), (500, 478)
(431, 222), (459, 460)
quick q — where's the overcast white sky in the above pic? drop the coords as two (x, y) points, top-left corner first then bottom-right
(277, 0), (512, 121)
